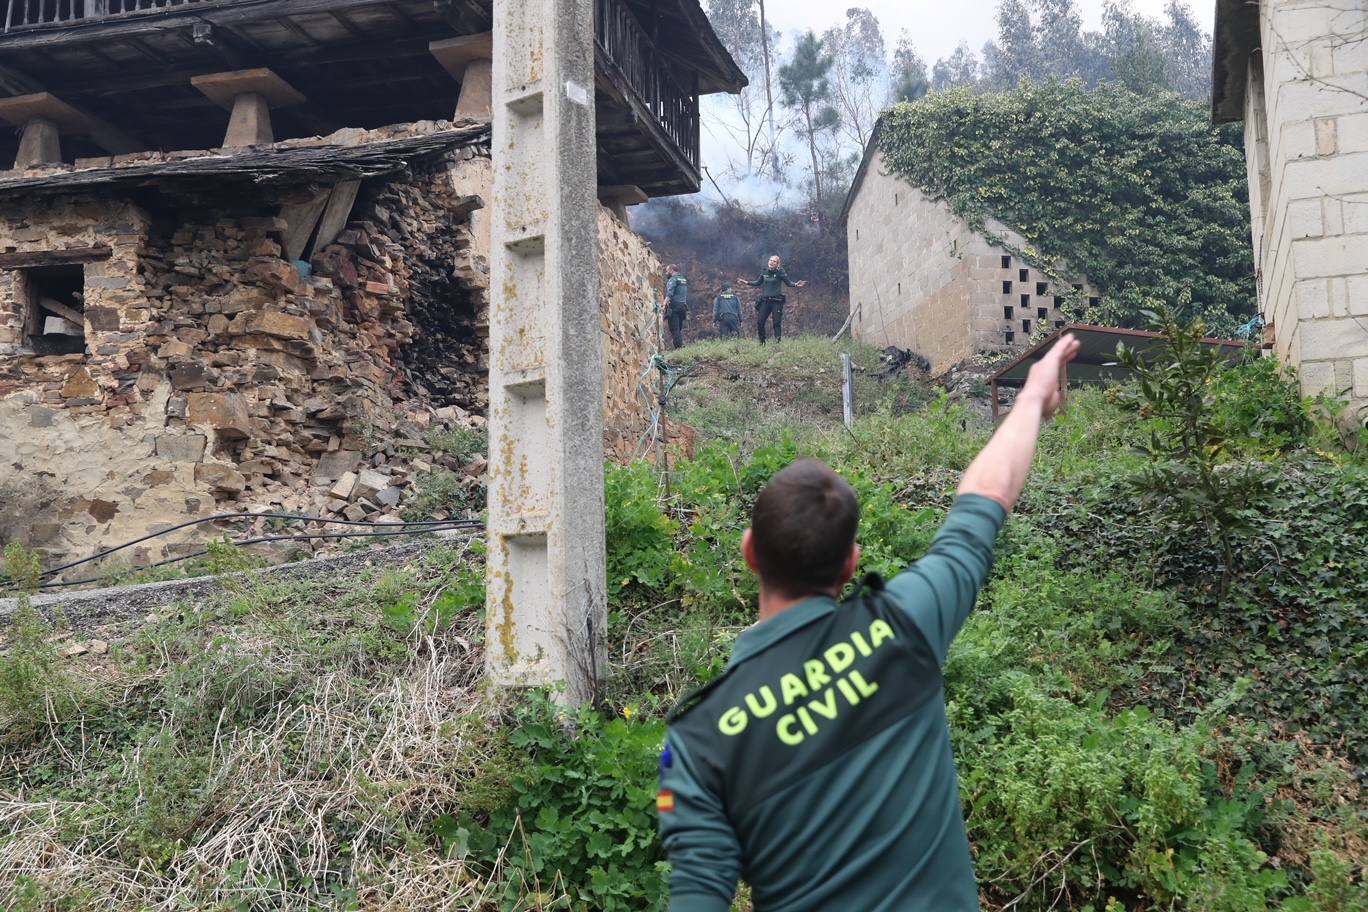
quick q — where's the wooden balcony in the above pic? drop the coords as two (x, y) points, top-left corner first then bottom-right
(0, 0), (742, 195)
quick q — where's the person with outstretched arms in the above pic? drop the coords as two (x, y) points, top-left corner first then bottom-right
(738, 256), (806, 344)
(658, 334), (1082, 911)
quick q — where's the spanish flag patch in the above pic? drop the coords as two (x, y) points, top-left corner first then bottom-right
(656, 790), (676, 814)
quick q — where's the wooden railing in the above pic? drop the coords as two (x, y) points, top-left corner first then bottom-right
(593, 0), (700, 171)
(4, 0), (218, 32)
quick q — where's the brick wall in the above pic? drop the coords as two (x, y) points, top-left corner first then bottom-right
(1244, 0), (1368, 417)
(846, 154), (1094, 373)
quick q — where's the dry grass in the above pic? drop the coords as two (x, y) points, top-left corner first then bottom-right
(0, 546), (541, 912)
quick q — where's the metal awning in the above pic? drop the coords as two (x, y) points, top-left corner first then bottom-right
(988, 323), (1247, 418)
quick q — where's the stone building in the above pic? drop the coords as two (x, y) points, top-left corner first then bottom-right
(0, 0), (743, 565)
(1214, 0), (1368, 419)
(842, 140), (1098, 374)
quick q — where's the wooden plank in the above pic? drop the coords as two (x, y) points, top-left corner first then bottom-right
(0, 246), (112, 268)
(278, 187), (331, 262)
(192, 68), (306, 109)
(38, 297), (85, 325)
(309, 179), (361, 255)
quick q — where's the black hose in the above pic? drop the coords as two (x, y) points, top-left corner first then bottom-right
(35, 525), (485, 590)
(39, 512), (484, 579)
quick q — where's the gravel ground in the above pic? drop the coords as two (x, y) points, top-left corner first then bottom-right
(0, 534), (477, 631)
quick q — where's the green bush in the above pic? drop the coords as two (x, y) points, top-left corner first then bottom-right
(0, 601), (86, 746)
(458, 694), (667, 912)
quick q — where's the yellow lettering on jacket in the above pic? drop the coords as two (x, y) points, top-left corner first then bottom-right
(715, 619), (899, 743)
(777, 713), (804, 746)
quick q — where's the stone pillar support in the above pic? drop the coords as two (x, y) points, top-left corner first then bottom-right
(14, 117), (61, 169)
(430, 33), (494, 122)
(192, 68), (305, 149)
(486, 0), (605, 704)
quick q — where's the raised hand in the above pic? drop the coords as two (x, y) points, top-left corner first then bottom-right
(1019, 334), (1080, 420)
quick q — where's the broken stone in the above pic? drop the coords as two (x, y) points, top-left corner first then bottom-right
(154, 434), (208, 462)
(186, 392), (252, 438)
(342, 504), (368, 521)
(313, 449), (359, 481)
(195, 463), (247, 495)
(329, 471), (358, 500)
(376, 485), (402, 508)
(61, 366), (100, 400)
(88, 640), (110, 656)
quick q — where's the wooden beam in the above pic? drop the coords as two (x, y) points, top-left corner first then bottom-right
(38, 297), (85, 325)
(309, 179), (362, 255)
(0, 0), (433, 52)
(0, 246), (111, 268)
(279, 187), (332, 261)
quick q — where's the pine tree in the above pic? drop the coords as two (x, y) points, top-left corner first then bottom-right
(778, 31), (841, 229)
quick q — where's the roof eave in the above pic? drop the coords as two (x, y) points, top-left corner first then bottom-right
(1211, 0), (1261, 123)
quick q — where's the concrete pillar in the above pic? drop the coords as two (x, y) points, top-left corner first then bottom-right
(224, 92), (273, 148)
(456, 59), (493, 121)
(15, 117), (60, 169)
(486, 0), (605, 704)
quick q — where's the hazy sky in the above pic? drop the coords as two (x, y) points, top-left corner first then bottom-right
(763, 0), (1215, 65)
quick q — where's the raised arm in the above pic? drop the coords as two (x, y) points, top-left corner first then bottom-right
(738, 275), (762, 287)
(886, 334), (1078, 660)
(957, 333), (1079, 512)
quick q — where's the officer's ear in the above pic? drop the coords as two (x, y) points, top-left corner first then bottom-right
(742, 528), (762, 576)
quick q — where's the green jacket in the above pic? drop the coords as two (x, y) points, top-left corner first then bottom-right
(713, 293), (742, 321)
(658, 495), (1007, 912)
(745, 268), (800, 299)
(667, 274), (689, 308)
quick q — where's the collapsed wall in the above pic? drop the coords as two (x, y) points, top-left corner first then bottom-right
(0, 134), (662, 569)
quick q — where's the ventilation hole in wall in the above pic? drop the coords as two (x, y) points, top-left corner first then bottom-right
(1037, 307), (1047, 319)
(1001, 255), (1012, 269)
(1035, 282), (1047, 296)
(1002, 281), (1013, 294)
(1072, 283), (1083, 291)
(1005, 331), (1016, 344)
(1022, 319), (1032, 333)
(1089, 296), (1100, 307)
(856, 229), (860, 240)
(1019, 269), (1029, 282)
(1004, 306), (1014, 319)
(1020, 294), (1030, 308)
(1054, 295), (1064, 308)
(897, 282), (901, 295)
(1055, 320), (1065, 329)
(894, 193), (899, 205)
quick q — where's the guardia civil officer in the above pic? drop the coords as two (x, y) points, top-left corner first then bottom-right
(665, 265), (689, 349)
(713, 284), (742, 339)
(738, 255), (806, 344)
(658, 335), (1083, 911)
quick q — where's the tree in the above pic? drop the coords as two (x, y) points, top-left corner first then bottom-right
(932, 42), (981, 91)
(890, 31), (930, 104)
(822, 8), (888, 149)
(705, 0), (786, 179)
(778, 31), (841, 228)
(983, 0), (1038, 89)
(1158, 0), (1213, 101)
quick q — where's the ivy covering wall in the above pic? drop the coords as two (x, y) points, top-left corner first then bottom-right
(877, 82), (1256, 336)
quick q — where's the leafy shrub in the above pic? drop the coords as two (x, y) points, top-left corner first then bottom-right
(0, 601), (86, 746)
(428, 424), (488, 463)
(1, 540), (43, 593)
(458, 694), (667, 911)
(605, 462), (677, 593)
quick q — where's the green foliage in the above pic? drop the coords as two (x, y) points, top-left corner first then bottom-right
(1116, 305), (1272, 595)
(0, 601), (86, 746)
(427, 424), (488, 463)
(2, 540), (44, 593)
(879, 82), (1255, 334)
(605, 462), (677, 593)
(458, 694), (667, 911)
(403, 469), (476, 520)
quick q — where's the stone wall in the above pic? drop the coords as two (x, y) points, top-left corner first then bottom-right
(1243, 1), (1368, 417)
(598, 208), (661, 462)
(0, 150), (660, 565)
(846, 154), (1093, 373)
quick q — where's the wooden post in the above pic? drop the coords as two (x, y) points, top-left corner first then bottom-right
(841, 352), (854, 430)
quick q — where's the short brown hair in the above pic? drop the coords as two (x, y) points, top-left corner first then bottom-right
(750, 459), (859, 597)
